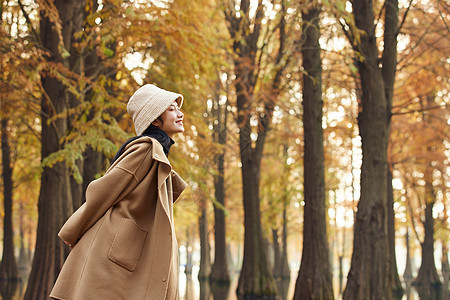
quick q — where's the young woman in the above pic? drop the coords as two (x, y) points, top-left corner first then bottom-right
(50, 84), (188, 300)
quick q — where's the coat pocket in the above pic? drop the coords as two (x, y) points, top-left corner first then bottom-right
(108, 218), (147, 272)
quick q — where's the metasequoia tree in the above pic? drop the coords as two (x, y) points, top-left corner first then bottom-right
(0, 4), (20, 281)
(411, 93), (446, 297)
(224, 0), (294, 296)
(413, 166), (442, 295)
(198, 194), (211, 280)
(388, 1), (449, 296)
(293, 2), (334, 299)
(342, 0), (400, 298)
(0, 115), (20, 281)
(24, 1), (86, 298)
(387, 166), (403, 298)
(225, 0), (274, 296)
(210, 81), (230, 283)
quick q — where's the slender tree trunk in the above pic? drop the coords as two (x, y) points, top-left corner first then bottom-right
(384, 0), (401, 294)
(185, 227), (193, 275)
(403, 230), (413, 281)
(210, 82), (230, 283)
(280, 200), (290, 279)
(272, 229), (281, 277)
(442, 241), (449, 300)
(198, 205), (211, 280)
(24, 1), (85, 298)
(343, 0), (395, 298)
(273, 144), (290, 280)
(388, 167), (403, 298)
(0, 117), (20, 281)
(293, 4), (334, 299)
(413, 168), (441, 291)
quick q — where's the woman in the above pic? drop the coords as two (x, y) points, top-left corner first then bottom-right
(50, 84), (188, 300)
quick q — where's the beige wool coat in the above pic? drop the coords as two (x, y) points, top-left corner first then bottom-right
(50, 137), (187, 300)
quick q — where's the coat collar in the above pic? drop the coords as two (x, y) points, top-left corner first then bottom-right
(147, 137), (171, 167)
(122, 136), (187, 199)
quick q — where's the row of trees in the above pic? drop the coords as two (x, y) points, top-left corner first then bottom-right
(0, 0), (448, 299)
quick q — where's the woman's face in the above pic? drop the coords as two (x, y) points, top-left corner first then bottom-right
(154, 101), (184, 138)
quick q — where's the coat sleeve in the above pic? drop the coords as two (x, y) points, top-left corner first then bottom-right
(171, 171), (188, 203)
(58, 143), (154, 246)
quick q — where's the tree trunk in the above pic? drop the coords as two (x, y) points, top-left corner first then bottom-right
(198, 205), (211, 280)
(413, 168), (441, 292)
(280, 201), (290, 279)
(387, 167), (403, 298)
(273, 145), (290, 280)
(185, 227), (193, 275)
(272, 229), (281, 277)
(24, 1), (85, 298)
(403, 230), (413, 282)
(82, 146), (103, 203)
(441, 241), (449, 300)
(0, 117), (20, 281)
(343, 0), (394, 298)
(293, 4), (334, 299)
(210, 82), (230, 283)
(237, 151), (276, 297)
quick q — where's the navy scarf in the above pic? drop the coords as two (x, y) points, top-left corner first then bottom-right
(111, 125), (174, 164)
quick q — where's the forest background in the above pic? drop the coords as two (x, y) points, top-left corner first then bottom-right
(0, 0), (448, 299)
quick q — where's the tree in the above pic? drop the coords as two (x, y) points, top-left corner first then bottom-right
(24, 1), (86, 298)
(0, 116), (20, 281)
(198, 195), (211, 280)
(224, 0), (294, 296)
(342, 0), (399, 298)
(0, 3), (20, 281)
(224, 0), (277, 296)
(387, 166), (403, 298)
(210, 80), (230, 283)
(293, 2), (334, 299)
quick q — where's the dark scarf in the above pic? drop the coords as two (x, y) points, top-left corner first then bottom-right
(111, 125), (174, 164)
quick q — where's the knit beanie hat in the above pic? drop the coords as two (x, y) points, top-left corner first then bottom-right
(127, 84), (184, 136)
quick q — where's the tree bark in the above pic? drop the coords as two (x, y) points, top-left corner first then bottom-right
(198, 205), (211, 280)
(24, 1), (85, 298)
(280, 201), (290, 279)
(273, 145), (290, 280)
(413, 168), (442, 292)
(272, 229), (281, 277)
(387, 167), (403, 298)
(403, 230), (413, 282)
(293, 4), (334, 299)
(0, 117), (20, 281)
(225, 0), (288, 296)
(343, 0), (394, 298)
(210, 82), (230, 283)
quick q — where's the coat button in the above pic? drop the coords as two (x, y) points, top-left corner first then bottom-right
(162, 277), (166, 282)
(154, 154), (159, 158)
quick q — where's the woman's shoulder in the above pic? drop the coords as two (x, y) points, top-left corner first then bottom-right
(112, 137), (157, 173)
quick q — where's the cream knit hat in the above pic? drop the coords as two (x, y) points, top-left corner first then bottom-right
(127, 84), (184, 135)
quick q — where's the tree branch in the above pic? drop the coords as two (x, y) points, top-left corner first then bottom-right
(392, 104), (449, 116)
(17, 0), (41, 46)
(437, 0), (450, 33)
(396, 0), (414, 36)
